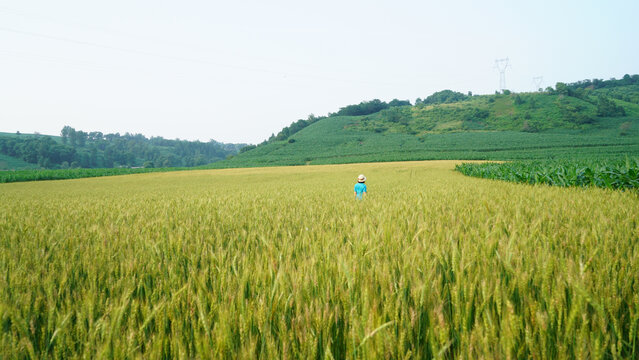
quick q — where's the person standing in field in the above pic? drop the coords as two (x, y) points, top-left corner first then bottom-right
(354, 174), (367, 200)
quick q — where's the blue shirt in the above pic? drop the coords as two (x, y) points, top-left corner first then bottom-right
(354, 182), (367, 199)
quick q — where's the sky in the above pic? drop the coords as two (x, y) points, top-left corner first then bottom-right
(1, 0), (638, 144)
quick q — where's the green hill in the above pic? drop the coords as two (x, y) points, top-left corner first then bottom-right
(0, 153), (39, 170)
(4, 75), (638, 171)
(214, 76), (639, 168)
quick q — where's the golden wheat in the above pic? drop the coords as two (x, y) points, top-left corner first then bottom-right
(1, 161), (637, 359)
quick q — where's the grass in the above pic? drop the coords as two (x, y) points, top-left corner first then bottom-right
(1, 161), (638, 358)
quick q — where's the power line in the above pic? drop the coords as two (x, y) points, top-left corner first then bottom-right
(0, 5), (324, 72)
(0, 7), (448, 91)
(0, 26), (417, 89)
(0, 26), (283, 75)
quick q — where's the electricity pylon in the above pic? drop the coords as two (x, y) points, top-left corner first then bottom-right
(533, 76), (544, 92)
(494, 58), (510, 91)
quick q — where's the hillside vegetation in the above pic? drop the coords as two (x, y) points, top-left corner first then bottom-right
(0, 127), (245, 170)
(217, 75), (639, 168)
(0, 153), (39, 170)
(3, 75), (638, 175)
(357, 84), (636, 134)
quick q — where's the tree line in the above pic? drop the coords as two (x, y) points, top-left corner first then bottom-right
(334, 98), (411, 117)
(0, 126), (245, 169)
(415, 90), (471, 105)
(548, 75), (637, 118)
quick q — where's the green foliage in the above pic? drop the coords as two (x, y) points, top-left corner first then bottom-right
(594, 85), (639, 105)
(455, 157), (639, 189)
(271, 114), (325, 142)
(557, 100), (595, 125)
(334, 98), (410, 117)
(619, 121), (632, 136)
(416, 90), (469, 105)
(240, 144), (257, 153)
(558, 74), (639, 93)
(209, 115), (639, 169)
(379, 107), (411, 125)
(0, 153), (40, 170)
(335, 99), (390, 116)
(388, 98), (411, 107)
(597, 95), (626, 117)
(0, 167), (190, 183)
(207, 75), (639, 169)
(0, 128), (245, 169)
(521, 120), (539, 132)
(357, 90), (629, 134)
(555, 82), (571, 96)
(513, 94), (524, 105)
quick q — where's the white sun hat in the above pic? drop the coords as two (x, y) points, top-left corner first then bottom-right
(358, 174), (366, 182)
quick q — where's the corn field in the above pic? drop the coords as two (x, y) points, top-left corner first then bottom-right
(455, 158), (639, 190)
(1, 161), (638, 359)
(0, 167), (189, 184)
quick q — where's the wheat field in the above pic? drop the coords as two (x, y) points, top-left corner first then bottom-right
(1, 161), (638, 359)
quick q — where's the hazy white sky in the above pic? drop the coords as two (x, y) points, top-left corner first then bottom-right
(1, 0), (638, 144)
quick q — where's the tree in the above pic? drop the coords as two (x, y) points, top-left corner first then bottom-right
(555, 83), (569, 95)
(421, 90), (468, 105)
(383, 107), (403, 123)
(2, 125), (242, 169)
(60, 126), (74, 144)
(88, 131), (103, 141)
(240, 145), (257, 153)
(597, 96), (626, 117)
(388, 99), (411, 107)
(514, 95), (523, 105)
(76, 131), (87, 147)
(522, 120), (539, 132)
(336, 99), (389, 116)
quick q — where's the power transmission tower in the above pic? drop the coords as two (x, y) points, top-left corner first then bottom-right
(494, 58), (510, 91)
(533, 76), (544, 92)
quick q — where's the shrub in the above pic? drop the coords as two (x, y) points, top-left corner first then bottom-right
(597, 95), (626, 117)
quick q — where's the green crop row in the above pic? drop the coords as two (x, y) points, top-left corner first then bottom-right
(0, 167), (190, 183)
(219, 114), (639, 169)
(455, 158), (639, 189)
